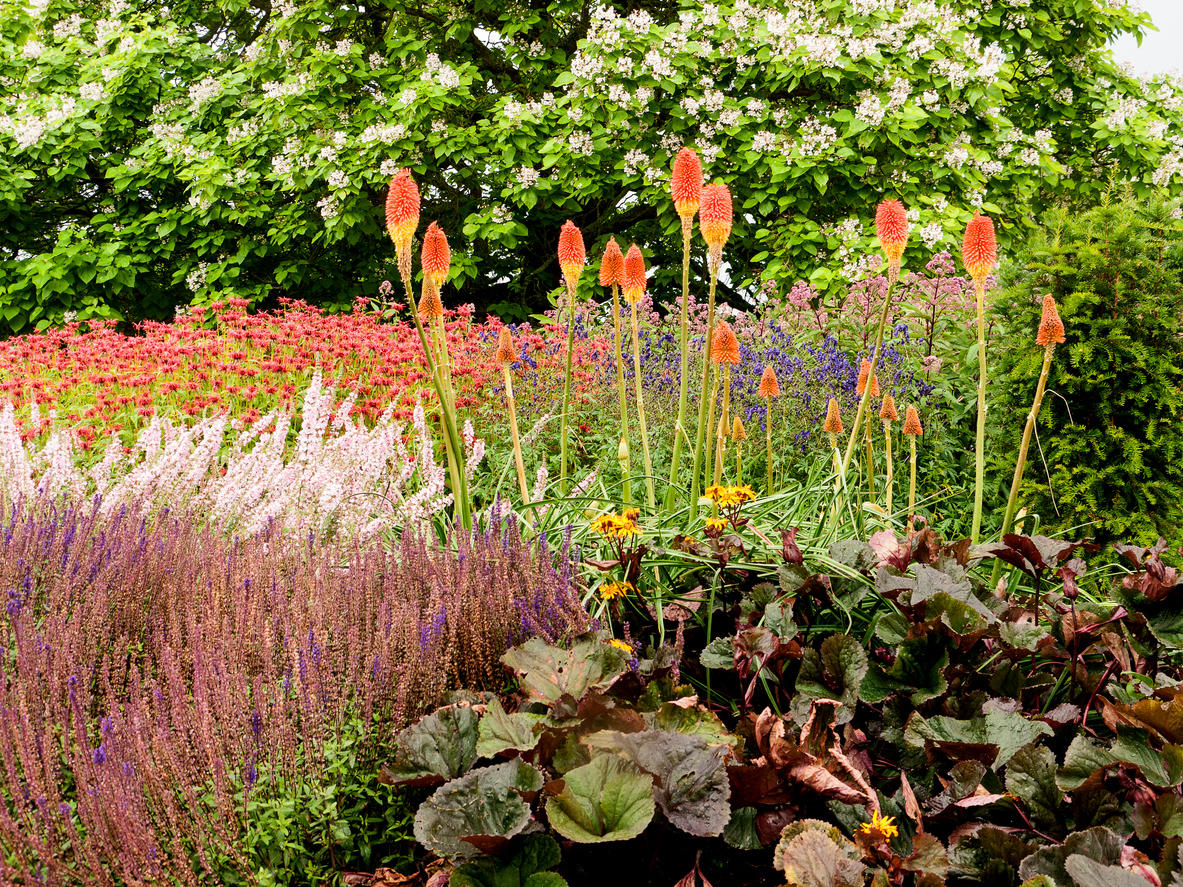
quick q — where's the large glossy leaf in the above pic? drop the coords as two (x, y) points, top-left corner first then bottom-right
(1006, 745), (1063, 829)
(1064, 855), (1155, 887)
(1018, 827), (1124, 885)
(502, 635), (629, 704)
(412, 760), (544, 861)
(1058, 731), (1183, 790)
(648, 701), (738, 750)
(793, 634), (868, 724)
(476, 696), (544, 759)
(860, 633), (948, 706)
(382, 702), (481, 787)
(584, 730), (731, 837)
(449, 835), (568, 887)
(909, 563), (996, 623)
(545, 754), (655, 843)
(904, 710), (1052, 769)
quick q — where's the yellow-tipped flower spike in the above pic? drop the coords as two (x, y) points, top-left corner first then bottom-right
(622, 244), (647, 305)
(856, 359), (881, 398)
(710, 320), (741, 365)
(962, 213), (997, 286)
(700, 183), (733, 272)
(671, 147), (703, 222)
(875, 199), (908, 282)
(823, 398), (844, 434)
(1036, 294), (1066, 346)
(558, 220), (586, 297)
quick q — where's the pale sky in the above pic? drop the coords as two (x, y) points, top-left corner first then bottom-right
(1111, 0), (1183, 76)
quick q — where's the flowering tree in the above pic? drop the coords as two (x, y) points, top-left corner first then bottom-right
(1, 0), (1180, 331)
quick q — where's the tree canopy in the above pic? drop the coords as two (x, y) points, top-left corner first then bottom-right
(1, 0), (1180, 331)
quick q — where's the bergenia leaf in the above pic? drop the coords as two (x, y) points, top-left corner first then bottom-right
(904, 710), (1052, 769)
(1017, 827), (1124, 885)
(475, 696), (544, 759)
(1005, 745), (1062, 829)
(381, 702), (481, 787)
(545, 754), (655, 843)
(448, 835), (568, 887)
(1064, 855), (1156, 887)
(793, 634), (868, 724)
(413, 759), (545, 860)
(780, 829), (865, 887)
(501, 635), (629, 704)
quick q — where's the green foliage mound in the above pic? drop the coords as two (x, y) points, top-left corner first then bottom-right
(2, 0), (1183, 330)
(991, 197), (1183, 547)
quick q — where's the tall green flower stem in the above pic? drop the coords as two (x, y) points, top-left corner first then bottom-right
(664, 219), (693, 512)
(991, 341), (1058, 587)
(612, 283), (631, 505)
(863, 420), (876, 499)
(629, 300), (656, 508)
(400, 276), (471, 529)
(689, 270), (719, 519)
(713, 365), (731, 487)
(970, 278), (988, 543)
(501, 364), (529, 503)
(559, 296), (576, 495)
(735, 439), (743, 485)
(765, 404), (774, 493)
(829, 432), (843, 493)
(907, 435), (918, 535)
(838, 278), (896, 492)
(883, 421), (894, 517)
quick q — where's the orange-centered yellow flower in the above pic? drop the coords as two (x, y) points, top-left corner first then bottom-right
(600, 237), (624, 289)
(495, 327), (516, 365)
(962, 213), (997, 285)
(879, 393), (899, 422)
(385, 169), (420, 253)
(903, 405), (923, 436)
(671, 147), (704, 221)
(1036, 294), (1066, 346)
(598, 581), (633, 601)
(823, 398), (844, 434)
(710, 320), (740, 365)
(622, 244), (647, 305)
(758, 366), (780, 399)
(858, 812), (899, 841)
(705, 484), (756, 508)
(608, 638), (634, 654)
(875, 200), (909, 264)
(421, 221), (450, 288)
(558, 221), (586, 293)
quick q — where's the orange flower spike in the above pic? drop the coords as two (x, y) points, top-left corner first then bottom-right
(495, 326), (516, 365)
(870, 373), (881, 398)
(421, 221), (451, 288)
(857, 359), (872, 397)
(903, 405), (924, 436)
(600, 237), (624, 289)
(558, 220), (586, 294)
(823, 397), (844, 434)
(418, 282), (444, 320)
(1036, 294), (1066, 346)
(700, 183), (733, 270)
(962, 213), (997, 285)
(879, 393), (899, 422)
(732, 416), (747, 442)
(622, 244), (646, 304)
(758, 366), (780, 399)
(385, 169), (420, 249)
(671, 148), (703, 221)
(711, 320), (740, 364)
(875, 200), (908, 265)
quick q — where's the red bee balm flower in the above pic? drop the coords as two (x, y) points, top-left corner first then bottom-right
(710, 321), (740, 364)
(823, 398), (844, 434)
(962, 213), (997, 285)
(558, 221), (586, 292)
(421, 222), (451, 287)
(875, 200), (908, 273)
(385, 169), (420, 249)
(671, 148), (703, 221)
(1036, 294), (1066, 346)
(758, 366), (780, 398)
(599, 237), (624, 289)
(622, 245), (646, 304)
(700, 184), (733, 252)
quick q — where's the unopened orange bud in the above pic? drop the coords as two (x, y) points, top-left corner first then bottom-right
(732, 416), (747, 442)
(758, 366), (780, 399)
(1035, 294), (1066, 346)
(711, 320), (740, 364)
(879, 393), (899, 422)
(599, 237), (624, 288)
(823, 398), (844, 434)
(903, 405), (923, 436)
(496, 326), (516, 364)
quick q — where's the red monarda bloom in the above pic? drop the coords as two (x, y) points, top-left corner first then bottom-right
(385, 169), (420, 249)
(599, 237), (624, 288)
(962, 213), (997, 284)
(856, 359), (881, 398)
(710, 320), (740, 364)
(879, 393), (899, 422)
(903, 405), (923, 436)
(1036, 294), (1066, 346)
(671, 148), (703, 221)
(421, 221), (451, 287)
(823, 398), (844, 434)
(496, 327), (516, 364)
(875, 199), (908, 264)
(558, 221), (586, 291)
(699, 184), (733, 251)
(622, 244), (646, 304)
(758, 366), (780, 399)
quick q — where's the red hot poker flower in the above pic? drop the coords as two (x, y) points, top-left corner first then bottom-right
(710, 320), (740, 364)
(558, 221), (586, 293)
(421, 222), (451, 287)
(1036, 294), (1066, 346)
(671, 148), (703, 221)
(875, 199), (908, 267)
(699, 184), (733, 252)
(385, 169), (420, 249)
(758, 366), (780, 398)
(823, 398), (844, 434)
(856, 359), (881, 398)
(903, 405), (924, 435)
(962, 213), (997, 285)
(879, 393), (899, 422)
(622, 245), (647, 304)
(495, 327), (516, 364)
(599, 237), (624, 289)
